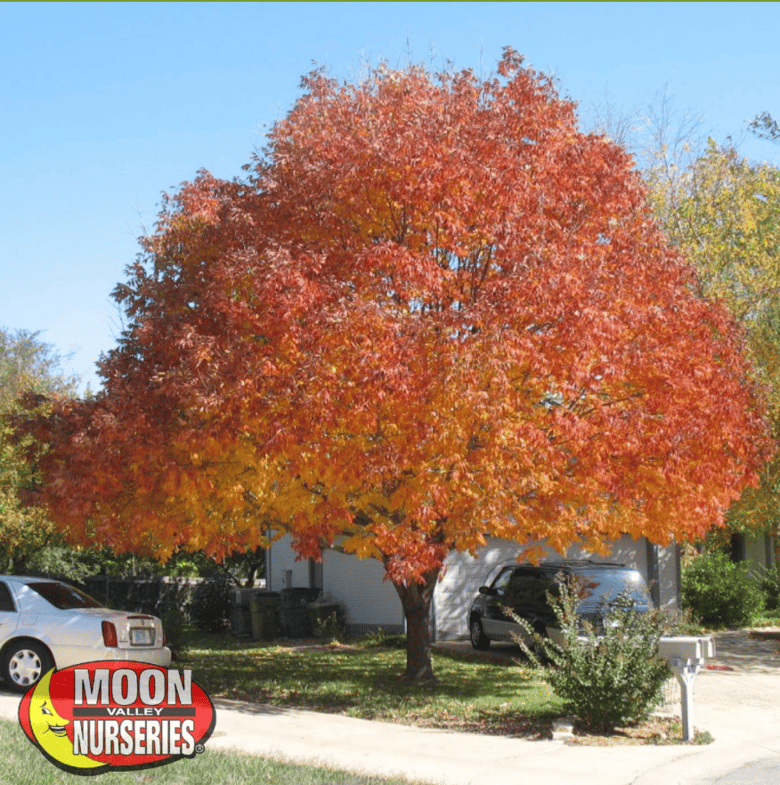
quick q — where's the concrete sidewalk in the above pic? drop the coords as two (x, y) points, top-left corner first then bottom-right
(1, 633), (778, 784)
(199, 672), (780, 785)
(199, 664), (780, 785)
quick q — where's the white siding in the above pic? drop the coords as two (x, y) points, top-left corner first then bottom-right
(656, 542), (681, 608)
(322, 549), (404, 632)
(266, 534), (310, 592)
(266, 536), (404, 632)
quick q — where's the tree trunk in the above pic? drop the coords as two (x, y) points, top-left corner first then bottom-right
(392, 566), (441, 682)
(11, 552), (27, 575)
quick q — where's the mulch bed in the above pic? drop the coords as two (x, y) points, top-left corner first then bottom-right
(566, 715), (707, 746)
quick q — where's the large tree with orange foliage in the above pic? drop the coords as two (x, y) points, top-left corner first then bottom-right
(15, 50), (772, 680)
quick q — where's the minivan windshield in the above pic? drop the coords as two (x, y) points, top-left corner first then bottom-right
(568, 569), (650, 607)
(28, 582), (103, 610)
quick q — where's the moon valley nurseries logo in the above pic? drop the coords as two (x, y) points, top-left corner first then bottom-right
(18, 660), (216, 775)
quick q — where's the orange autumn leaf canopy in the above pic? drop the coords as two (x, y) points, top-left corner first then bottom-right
(17, 49), (772, 583)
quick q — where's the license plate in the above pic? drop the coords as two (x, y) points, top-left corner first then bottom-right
(131, 628), (154, 646)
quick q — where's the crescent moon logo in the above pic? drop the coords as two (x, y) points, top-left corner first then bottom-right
(25, 670), (106, 772)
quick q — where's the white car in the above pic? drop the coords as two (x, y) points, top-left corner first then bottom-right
(0, 575), (171, 693)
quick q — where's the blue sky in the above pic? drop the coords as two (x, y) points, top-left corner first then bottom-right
(2, 2), (779, 393)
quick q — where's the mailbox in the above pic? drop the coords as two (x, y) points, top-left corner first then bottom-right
(658, 636), (716, 661)
(657, 635), (715, 742)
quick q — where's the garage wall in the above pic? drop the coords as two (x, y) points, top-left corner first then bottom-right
(656, 541), (681, 608)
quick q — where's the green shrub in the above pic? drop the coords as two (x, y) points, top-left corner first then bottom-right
(161, 605), (189, 660)
(190, 573), (233, 634)
(311, 608), (347, 643)
(509, 579), (672, 733)
(757, 566), (780, 611)
(682, 551), (765, 628)
(360, 629), (406, 649)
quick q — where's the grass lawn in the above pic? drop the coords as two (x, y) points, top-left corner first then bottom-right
(3, 633), (561, 783)
(0, 719), (425, 785)
(177, 630), (563, 738)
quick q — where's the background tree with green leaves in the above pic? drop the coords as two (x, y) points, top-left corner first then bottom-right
(0, 328), (79, 573)
(644, 116), (780, 557)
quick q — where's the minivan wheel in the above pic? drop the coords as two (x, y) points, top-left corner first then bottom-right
(470, 618), (490, 650)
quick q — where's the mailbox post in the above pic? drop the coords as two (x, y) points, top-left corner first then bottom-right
(657, 636), (715, 741)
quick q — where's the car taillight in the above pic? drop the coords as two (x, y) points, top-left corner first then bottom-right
(102, 620), (118, 647)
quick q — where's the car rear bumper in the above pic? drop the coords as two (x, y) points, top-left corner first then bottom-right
(53, 645), (172, 670)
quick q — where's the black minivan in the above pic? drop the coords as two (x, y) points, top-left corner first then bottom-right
(468, 560), (652, 650)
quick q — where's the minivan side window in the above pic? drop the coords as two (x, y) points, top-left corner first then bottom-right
(506, 569), (548, 609)
(491, 568), (514, 596)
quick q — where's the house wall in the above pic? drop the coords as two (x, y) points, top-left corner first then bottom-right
(322, 549), (404, 634)
(266, 535), (404, 634)
(433, 535), (680, 642)
(654, 541), (681, 608)
(742, 533), (775, 571)
(266, 534), (310, 591)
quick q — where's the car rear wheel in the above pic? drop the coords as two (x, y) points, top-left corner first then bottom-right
(470, 617), (490, 650)
(3, 640), (53, 693)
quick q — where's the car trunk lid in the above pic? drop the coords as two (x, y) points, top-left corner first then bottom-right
(101, 612), (162, 651)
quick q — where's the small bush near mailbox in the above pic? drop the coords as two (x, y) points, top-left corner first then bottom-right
(509, 578), (672, 733)
(682, 551), (765, 628)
